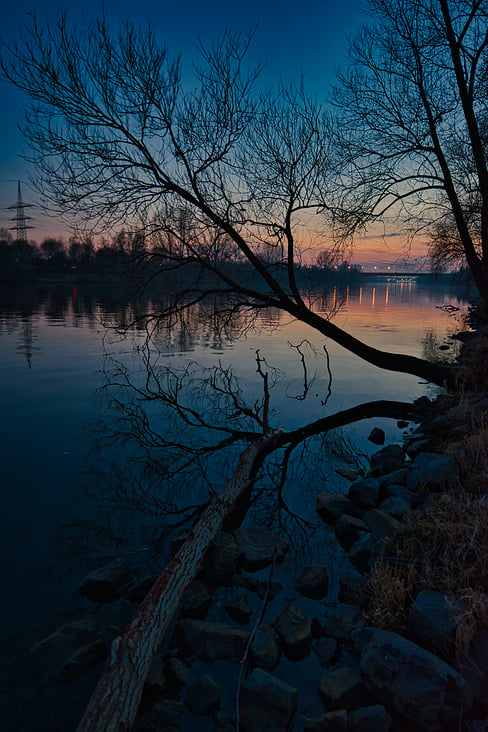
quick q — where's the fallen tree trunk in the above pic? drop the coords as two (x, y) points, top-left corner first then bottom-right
(76, 429), (282, 732)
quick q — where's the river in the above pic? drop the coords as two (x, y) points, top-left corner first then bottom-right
(0, 275), (470, 729)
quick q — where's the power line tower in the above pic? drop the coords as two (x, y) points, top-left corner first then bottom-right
(7, 181), (35, 242)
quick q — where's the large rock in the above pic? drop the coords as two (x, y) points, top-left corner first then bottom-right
(224, 594), (252, 624)
(239, 668), (298, 732)
(406, 452), (459, 492)
(348, 704), (392, 732)
(318, 666), (368, 710)
(362, 509), (400, 540)
(377, 496), (411, 518)
(348, 478), (381, 510)
(233, 526), (289, 571)
(295, 565), (329, 599)
(272, 605), (312, 659)
(349, 533), (374, 573)
(28, 619), (96, 660)
(369, 445), (405, 476)
(323, 604), (366, 641)
(409, 589), (467, 658)
(53, 639), (108, 684)
(250, 624), (281, 672)
(181, 578), (212, 619)
(202, 531), (241, 584)
(304, 709), (348, 731)
(316, 493), (355, 523)
(338, 566), (369, 604)
(179, 619), (250, 662)
(353, 627), (473, 730)
(184, 674), (220, 715)
(334, 515), (369, 551)
(77, 559), (135, 603)
(368, 427), (385, 445)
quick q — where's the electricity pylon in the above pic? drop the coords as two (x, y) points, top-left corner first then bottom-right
(7, 181), (35, 242)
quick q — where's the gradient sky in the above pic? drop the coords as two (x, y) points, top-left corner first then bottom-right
(0, 0), (415, 266)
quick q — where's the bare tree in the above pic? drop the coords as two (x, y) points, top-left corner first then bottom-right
(333, 0), (488, 299)
(1, 14), (449, 383)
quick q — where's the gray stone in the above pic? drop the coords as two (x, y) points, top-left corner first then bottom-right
(165, 657), (191, 690)
(272, 605), (312, 659)
(181, 578), (212, 619)
(135, 699), (182, 732)
(348, 478), (381, 509)
(334, 515), (369, 551)
(379, 469), (410, 489)
(316, 493), (355, 523)
(77, 559), (135, 603)
(323, 604), (367, 641)
(406, 452), (459, 492)
(304, 709), (348, 731)
(338, 566), (369, 604)
(184, 674), (220, 715)
(28, 619), (96, 660)
(349, 533), (375, 573)
(318, 666), (367, 710)
(386, 484), (418, 504)
(334, 466), (362, 481)
(378, 496), (411, 517)
(179, 619), (250, 662)
(295, 565), (329, 599)
(409, 589), (467, 658)
(250, 624), (281, 671)
(368, 427), (386, 445)
(313, 638), (338, 665)
(363, 509), (400, 540)
(233, 525), (289, 571)
(239, 668), (298, 732)
(370, 445), (405, 475)
(224, 594), (252, 624)
(53, 639), (108, 684)
(349, 704), (392, 732)
(353, 627), (473, 730)
(202, 531), (241, 584)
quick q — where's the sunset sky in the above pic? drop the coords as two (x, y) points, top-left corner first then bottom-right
(0, 0), (425, 268)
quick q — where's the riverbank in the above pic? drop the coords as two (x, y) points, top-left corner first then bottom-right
(7, 331), (486, 731)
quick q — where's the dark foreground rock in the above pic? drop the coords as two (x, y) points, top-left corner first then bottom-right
(233, 525), (289, 570)
(353, 626), (473, 730)
(272, 605), (312, 659)
(179, 619), (250, 662)
(239, 668), (298, 732)
(77, 559), (135, 603)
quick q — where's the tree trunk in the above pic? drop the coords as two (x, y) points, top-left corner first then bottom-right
(76, 429), (282, 732)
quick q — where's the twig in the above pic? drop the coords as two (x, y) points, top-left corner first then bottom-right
(235, 548), (278, 731)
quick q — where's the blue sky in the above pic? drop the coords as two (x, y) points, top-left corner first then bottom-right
(0, 0), (367, 245)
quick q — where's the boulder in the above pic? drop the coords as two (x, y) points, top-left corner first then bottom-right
(353, 627), (473, 730)
(369, 445), (405, 476)
(53, 639), (108, 684)
(337, 566), (369, 605)
(179, 619), (250, 663)
(304, 709), (348, 731)
(184, 674), (220, 715)
(323, 604), (367, 641)
(334, 515), (369, 552)
(144, 653), (165, 693)
(386, 484), (419, 505)
(318, 666), (368, 710)
(378, 496), (411, 518)
(164, 657), (191, 692)
(349, 533), (375, 573)
(272, 605), (312, 659)
(239, 668), (298, 732)
(28, 619), (96, 660)
(135, 700), (182, 732)
(335, 466), (362, 481)
(250, 624), (281, 672)
(409, 589), (467, 658)
(316, 493), (355, 523)
(379, 469), (410, 490)
(348, 704), (392, 732)
(362, 509), (400, 540)
(233, 526), (289, 571)
(406, 452), (459, 491)
(181, 578), (212, 619)
(224, 594), (252, 625)
(295, 565), (329, 599)
(368, 427), (386, 445)
(202, 531), (241, 584)
(313, 637), (338, 665)
(77, 559), (135, 603)
(348, 478), (381, 510)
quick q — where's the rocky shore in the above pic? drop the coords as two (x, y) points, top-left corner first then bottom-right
(14, 332), (488, 731)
